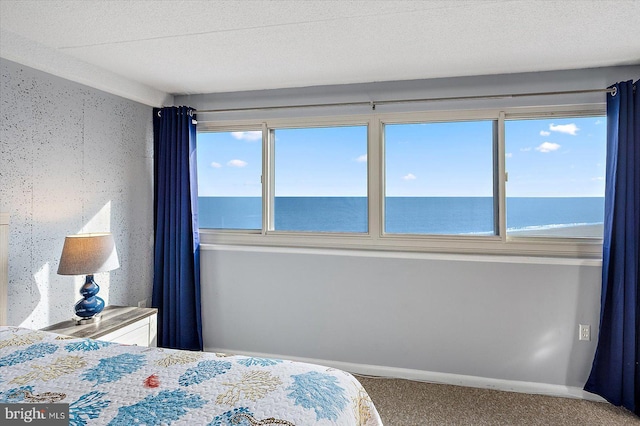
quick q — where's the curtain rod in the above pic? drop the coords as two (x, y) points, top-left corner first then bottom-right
(192, 87), (616, 114)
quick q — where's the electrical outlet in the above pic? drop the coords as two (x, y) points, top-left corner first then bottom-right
(137, 299), (147, 308)
(579, 324), (591, 341)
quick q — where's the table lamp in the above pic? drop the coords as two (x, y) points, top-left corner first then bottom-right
(57, 233), (119, 324)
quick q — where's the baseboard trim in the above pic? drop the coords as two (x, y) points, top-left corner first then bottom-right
(205, 346), (605, 402)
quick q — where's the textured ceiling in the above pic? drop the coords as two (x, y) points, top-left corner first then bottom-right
(1, 0), (639, 104)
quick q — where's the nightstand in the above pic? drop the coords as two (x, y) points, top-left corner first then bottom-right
(41, 305), (158, 347)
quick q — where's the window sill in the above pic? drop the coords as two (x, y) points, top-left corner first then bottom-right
(199, 229), (602, 260)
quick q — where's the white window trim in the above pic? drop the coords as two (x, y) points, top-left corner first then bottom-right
(196, 104), (606, 259)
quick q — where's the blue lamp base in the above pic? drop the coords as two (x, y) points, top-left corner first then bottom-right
(74, 274), (105, 325)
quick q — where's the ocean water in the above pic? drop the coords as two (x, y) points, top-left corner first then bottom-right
(198, 196), (604, 235)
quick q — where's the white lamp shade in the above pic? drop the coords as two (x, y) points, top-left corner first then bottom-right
(57, 233), (120, 275)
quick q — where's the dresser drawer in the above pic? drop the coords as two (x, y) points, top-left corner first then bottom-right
(99, 317), (150, 346)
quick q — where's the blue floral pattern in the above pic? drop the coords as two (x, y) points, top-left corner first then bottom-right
(0, 343), (58, 367)
(178, 360), (232, 386)
(65, 339), (112, 352)
(237, 357), (283, 367)
(287, 371), (348, 421)
(68, 391), (110, 426)
(82, 353), (145, 385)
(108, 389), (205, 425)
(208, 407), (252, 426)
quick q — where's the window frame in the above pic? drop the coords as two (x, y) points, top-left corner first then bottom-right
(380, 112), (500, 238)
(196, 104), (606, 258)
(195, 124), (265, 234)
(268, 122), (370, 234)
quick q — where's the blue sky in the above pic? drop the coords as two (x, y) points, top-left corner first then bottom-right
(197, 130), (263, 197)
(196, 116), (606, 197)
(385, 121), (493, 196)
(505, 117), (606, 197)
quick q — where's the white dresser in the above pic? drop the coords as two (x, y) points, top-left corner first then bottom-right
(41, 305), (158, 347)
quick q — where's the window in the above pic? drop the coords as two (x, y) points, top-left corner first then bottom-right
(273, 126), (368, 233)
(505, 116), (606, 238)
(195, 106), (606, 258)
(384, 120), (495, 235)
(196, 130), (263, 230)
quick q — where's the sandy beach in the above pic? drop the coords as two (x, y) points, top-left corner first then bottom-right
(508, 223), (604, 238)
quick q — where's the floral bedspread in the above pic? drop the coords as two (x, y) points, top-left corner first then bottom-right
(0, 326), (382, 425)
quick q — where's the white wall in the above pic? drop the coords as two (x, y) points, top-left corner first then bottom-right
(181, 66), (640, 392)
(201, 246), (601, 389)
(0, 58), (155, 328)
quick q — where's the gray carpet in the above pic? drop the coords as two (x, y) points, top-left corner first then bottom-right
(356, 376), (639, 425)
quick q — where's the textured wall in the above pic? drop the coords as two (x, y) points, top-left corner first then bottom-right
(0, 58), (154, 328)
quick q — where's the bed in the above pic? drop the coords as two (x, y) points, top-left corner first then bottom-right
(0, 326), (382, 425)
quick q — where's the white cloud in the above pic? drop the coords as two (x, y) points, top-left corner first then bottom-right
(535, 142), (561, 153)
(355, 154), (367, 163)
(210, 162), (222, 168)
(591, 176), (604, 181)
(520, 147), (532, 152)
(227, 159), (248, 167)
(506, 153), (513, 158)
(549, 123), (579, 135)
(231, 131), (262, 141)
(539, 130), (550, 136)
(402, 173), (417, 181)
(595, 120), (602, 125)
